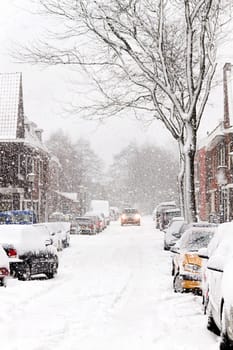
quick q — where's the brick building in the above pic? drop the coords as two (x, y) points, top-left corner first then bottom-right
(0, 72), (50, 221)
(196, 63), (233, 222)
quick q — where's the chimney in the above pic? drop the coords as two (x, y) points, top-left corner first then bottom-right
(223, 63), (232, 129)
(35, 128), (43, 142)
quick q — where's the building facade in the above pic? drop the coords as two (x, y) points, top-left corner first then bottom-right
(0, 73), (50, 221)
(196, 63), (233, 222)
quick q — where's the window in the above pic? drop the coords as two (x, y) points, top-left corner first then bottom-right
(218, 144), (226, 167)
(229, 142), (233, 170)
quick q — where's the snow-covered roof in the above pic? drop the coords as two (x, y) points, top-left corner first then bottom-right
(0, 72), (49, 153)
(198, 122), (225, 150)
(0, 72), (21, 140)
(55, 191), (79, 203)
(24, 116), (48, 153)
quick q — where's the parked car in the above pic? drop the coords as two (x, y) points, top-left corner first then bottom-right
(171, 226), (215, 294)
(75, 216), (96, 235)
(87, 211), (107, 230)
(110, 207), (119, 221)
(0, 225), (59, 280)
(85, 212), (103, 233)
(35, 222), (63, 251)
(0, 244), (9, 287)
(120, 208), (141, 226)
(153, 201), (180, 230)
(89, 200), (110, 225)
(163, 217), (184, 250)
(201, 222), (233, 349)
(70, 220), (81, 234)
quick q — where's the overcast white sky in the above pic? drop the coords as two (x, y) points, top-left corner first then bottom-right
(0, 1), (233, 164)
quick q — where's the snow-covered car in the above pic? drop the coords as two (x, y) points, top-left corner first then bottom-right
(87, 211), (107, 230)
(163, 217), (184, 250)
(70, 220), (81, 234)
(36, 222), (70, 250)
(204, 222), (233, 349)
(75, 216), (97, 235)
(110, 207), (119, 221)
(120, 208), (141, 226)
(37, 222), (62, 251)
(0, 244), (9, 287)
(84, 212), (103, 233)
(171, 226), (215, 294)
(0, 225), (58, 280)
(59, 222), (71, 247)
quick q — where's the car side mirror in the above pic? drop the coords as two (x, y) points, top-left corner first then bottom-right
(172, 233), (181, 239)
(170, 247), (180, 254)
(207, 255), (224, 273)
(45, 238), (53, 246)
(198, 247), (209, 259)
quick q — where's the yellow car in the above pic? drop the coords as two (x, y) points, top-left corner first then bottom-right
(171, 227), (215, 294)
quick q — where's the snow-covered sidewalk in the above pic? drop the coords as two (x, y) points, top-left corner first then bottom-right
(0, 217), (219, 350)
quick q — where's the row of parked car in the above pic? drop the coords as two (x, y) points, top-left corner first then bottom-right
(163, 216), (233, 349)
(0, 220), (71, 287)
(70, 210), (110, 235)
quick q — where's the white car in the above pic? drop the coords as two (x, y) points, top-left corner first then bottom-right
(163, 217), (184, 250)
(203, 222), (233, 349)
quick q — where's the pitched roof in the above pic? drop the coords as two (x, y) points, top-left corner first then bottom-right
(0, 72), (22, 140)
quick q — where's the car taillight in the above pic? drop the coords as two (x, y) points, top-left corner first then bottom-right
(0, 268), (9, 276)
(7, 248), (17, 258)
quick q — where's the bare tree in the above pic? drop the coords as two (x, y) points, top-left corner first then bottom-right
(17, 0), (227, 222)
(107, 142), (179, 213)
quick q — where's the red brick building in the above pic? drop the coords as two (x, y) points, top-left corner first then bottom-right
(196, 63), (233, 222)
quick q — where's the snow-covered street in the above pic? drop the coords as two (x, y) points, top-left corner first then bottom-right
(1, 217), (219, 350)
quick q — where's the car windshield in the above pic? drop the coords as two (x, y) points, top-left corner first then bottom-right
(76, 217), (91, 223)
(181, 230), (214, 251)
(124, 209), (138, 214)
(166, 220), (184, 238)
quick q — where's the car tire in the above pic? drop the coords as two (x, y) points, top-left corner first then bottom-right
(220, 305), (233, 349)
(18, 263), (31, 281)
(171, 263), (175, 276)
(46, 272), (54, 279)
(207, 309), (220, 336)
(173, 273), (183, 293)
(164, 244), (169, 251)
(0, 277), (6, 287)
(220, 333), (233, 350)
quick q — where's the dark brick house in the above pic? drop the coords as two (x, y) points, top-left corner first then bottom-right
(0, 72), (50, 221)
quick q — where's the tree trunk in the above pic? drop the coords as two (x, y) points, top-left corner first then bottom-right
(183, 123), (197, 223)
(178, 142), (185, 219)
